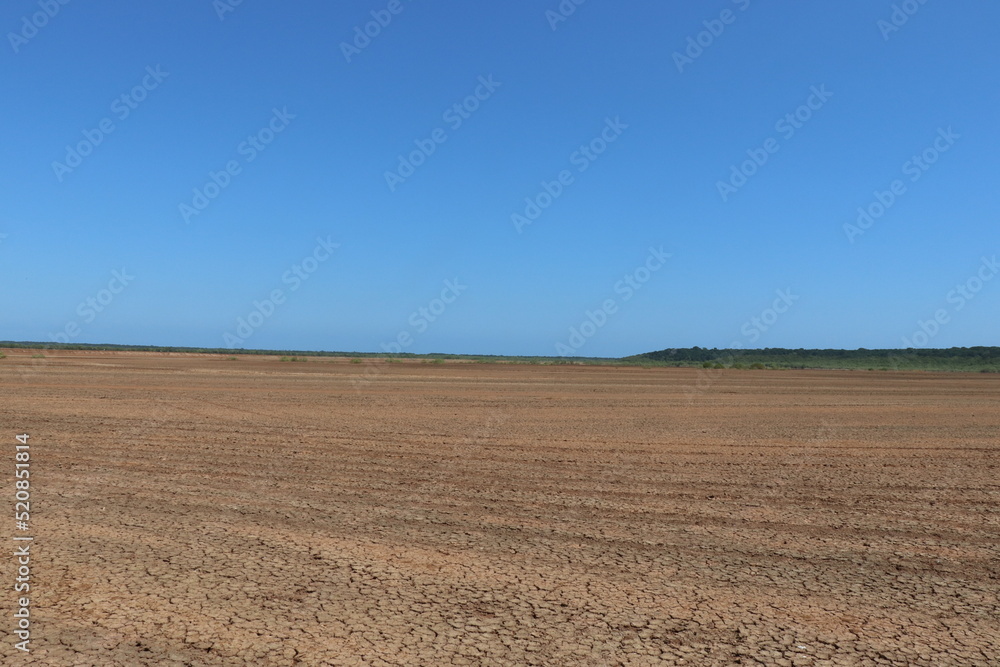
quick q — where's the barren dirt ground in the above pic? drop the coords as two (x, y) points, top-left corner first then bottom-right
(1, 351), (998, 666)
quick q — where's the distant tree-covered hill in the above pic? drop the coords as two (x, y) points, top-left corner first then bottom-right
(627, 346), (1000, 371)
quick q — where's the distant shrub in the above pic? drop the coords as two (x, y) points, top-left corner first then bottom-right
(712, 362), (724, 369)
(431, 358), (445, 365)
(702, 361), (714, 368)
(31, 353), (45, 359)
(350, 358), (363, 364)
(226, 356), (238, 361)
(731, 362), (746, 370)
(750, 362), (765, 370)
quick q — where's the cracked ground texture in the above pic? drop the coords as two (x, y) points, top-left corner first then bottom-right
(1, 351), (998, 666)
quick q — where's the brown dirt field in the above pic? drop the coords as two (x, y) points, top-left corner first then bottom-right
(1, 351), (998, 666)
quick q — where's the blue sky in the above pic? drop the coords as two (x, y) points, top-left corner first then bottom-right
(2, 0), (998, 357)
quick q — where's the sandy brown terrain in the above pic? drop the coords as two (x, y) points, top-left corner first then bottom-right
(1, 350), (998, 666)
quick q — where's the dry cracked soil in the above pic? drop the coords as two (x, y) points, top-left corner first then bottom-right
(1, 350), (997, 666)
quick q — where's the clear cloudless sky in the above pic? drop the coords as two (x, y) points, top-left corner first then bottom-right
(2, 0), (998, 357)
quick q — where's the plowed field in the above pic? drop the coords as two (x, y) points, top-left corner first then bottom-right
(2, 351), (997, 666)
